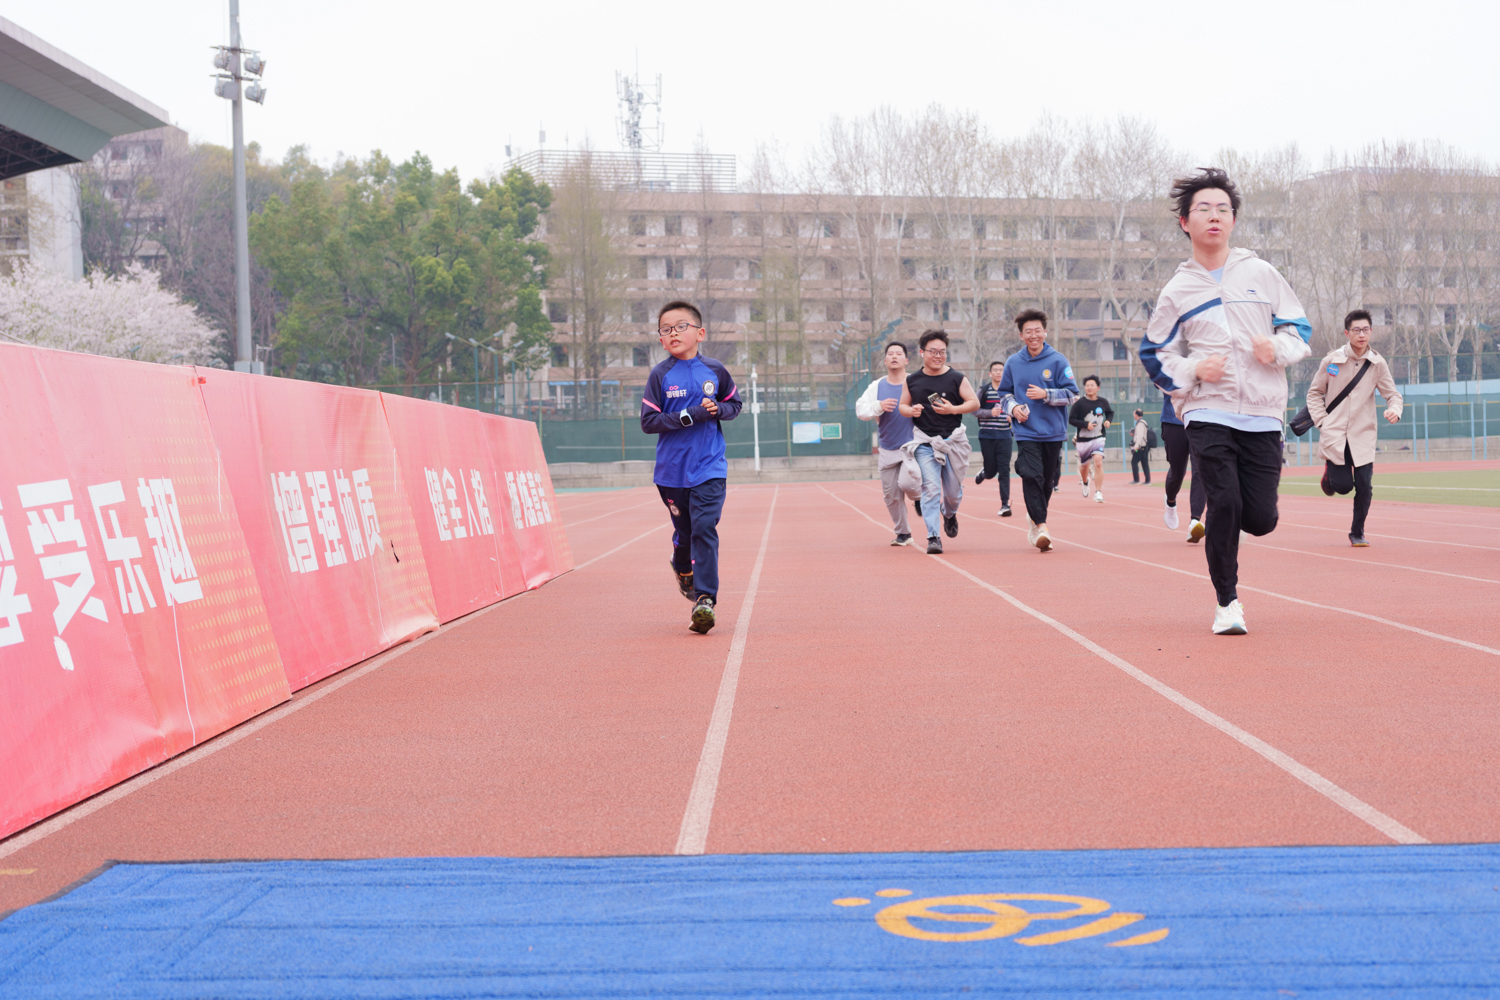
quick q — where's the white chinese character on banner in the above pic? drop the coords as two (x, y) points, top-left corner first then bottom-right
(87, 481), (157, 615)
(504, 472), (525, 530)
(304, 471), (347, 567)
(138, 478), (204, 605)
(468, 470), (494, 536)
(351, 469), (382, 554)
(423, 468), (452, 541)
(271, 472), (318, 573)
(514, 472), (539, 527)
(443, 469), (468, 539)
(526, 471), (553, 524)
(19, 479), (108, 671)
(0, 498), (32, 648)
(333, 471), (368, 561)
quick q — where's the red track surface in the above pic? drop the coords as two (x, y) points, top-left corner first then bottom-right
(4, 474), (1498, 914)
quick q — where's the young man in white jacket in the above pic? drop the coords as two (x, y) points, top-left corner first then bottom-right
(1139, 168), (1312, 635)
(854, 341), (920, 545)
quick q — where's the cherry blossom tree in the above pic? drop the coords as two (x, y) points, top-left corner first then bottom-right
(0, 261), (218, 365)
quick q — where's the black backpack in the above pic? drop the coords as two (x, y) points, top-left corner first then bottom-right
(1145, 424), (1159, 449)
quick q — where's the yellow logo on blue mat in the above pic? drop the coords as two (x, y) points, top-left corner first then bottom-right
(1042, 369), (1052, 379)
(833, 890), (1168, 947)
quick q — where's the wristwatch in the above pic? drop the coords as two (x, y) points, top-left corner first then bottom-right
(678, 409), (694, 427)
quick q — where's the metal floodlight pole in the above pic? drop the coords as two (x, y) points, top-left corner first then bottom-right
(230, 0), (252, 372)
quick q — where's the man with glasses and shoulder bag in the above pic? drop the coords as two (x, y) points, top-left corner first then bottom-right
(1301, 309), (1403, 547)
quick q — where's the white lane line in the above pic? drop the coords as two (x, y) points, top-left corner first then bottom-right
(0, 596), (520, 860)
(817, 485), (1428, 847)
(675, 486), (779, 856)
(1049, 504), (1500, 585)
(570, 525), (668, 572)
(1114, 491), (1500, 535)
(1287, 484), (1500, 492)
(564, 497), (663, 528)
(965, 507), (1500, 658)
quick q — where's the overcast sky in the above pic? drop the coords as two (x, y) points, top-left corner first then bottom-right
(13, 0), (1500, 183)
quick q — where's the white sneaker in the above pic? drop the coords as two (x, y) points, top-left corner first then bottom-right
(1213, 600), (1247, 635)
(1187, 518), (1205, 543)
(1027, 519), (1039, 547)
(1035, 523), (1052, 552)
(1093, 490), (1104, 503)
(1081, 478), (1092, 498)
(1164, 500), (1180, 530)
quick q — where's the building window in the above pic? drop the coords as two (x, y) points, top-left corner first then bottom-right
(629, 257), (647, 279)
(748, 259), (762, 279)
(110, 145), (128, 161)
(825, 258), (840, 279)
(548, 302), (567, 323)
(630, 215), (645, 237)
(551, 344), (569, 367)
(940, 301), (951, 321)
(827, 302), (845, 323)
(633, 345), (651, 367)
(901, 258), (916, 280)
(666, 258), (686, 280)
(746, 216), (764, 237)
(110, 182), (130, 199)
(973, 219), (987, 240)
(664, 215), (682, 236)
(631, 301), (648, 323)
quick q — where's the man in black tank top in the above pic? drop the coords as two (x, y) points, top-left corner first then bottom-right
(898, 330), (979, 554)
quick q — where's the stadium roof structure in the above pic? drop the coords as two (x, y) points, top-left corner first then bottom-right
(0, 16), (170, 181)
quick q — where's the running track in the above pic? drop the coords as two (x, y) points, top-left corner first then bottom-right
(3, 477), (1498, 916)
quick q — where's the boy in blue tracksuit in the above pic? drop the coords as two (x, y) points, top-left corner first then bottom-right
(640, 300), (742, 634)
(996, 309), (1079, 551)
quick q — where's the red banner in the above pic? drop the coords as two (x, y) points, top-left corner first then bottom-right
(195, 371), (440, 691)
(380, 395), (571, 622)
(0, 346), (289, 839)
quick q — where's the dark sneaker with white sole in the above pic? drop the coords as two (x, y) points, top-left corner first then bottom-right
(671, 561), (695, 600)
(1349, 533), (1369, 547)
(892, 533), (912, 546)
(689, 595), (716, 634)
(999, 504), (1012, 517)
(943, 513), (959, 538)
(926, 537), (943, 555)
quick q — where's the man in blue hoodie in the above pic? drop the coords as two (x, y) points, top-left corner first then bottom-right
(997, 310), (1079, 551)
(641, 300), (743, 634)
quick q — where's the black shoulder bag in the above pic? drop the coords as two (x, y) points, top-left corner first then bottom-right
(1289, 360), (1370, 437)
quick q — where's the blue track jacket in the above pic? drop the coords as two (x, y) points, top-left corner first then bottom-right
(996, 344), (1079, 442)
(640, 355), (742, 488)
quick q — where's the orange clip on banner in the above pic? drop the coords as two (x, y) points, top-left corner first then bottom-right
(194, 371), (441, 691)
(380, 394), (572, 623)
(0, 346), (289, 840)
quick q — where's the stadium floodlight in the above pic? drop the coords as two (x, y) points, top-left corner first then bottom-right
(218, 0), (270, 376)
(212, 48), (232, 70)
(214, 78), (238, 100)
(243, 53), (266, 76)
(245, 82), (267, 105)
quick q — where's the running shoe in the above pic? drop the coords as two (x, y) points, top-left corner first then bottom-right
(1320, 470), (1335, 496)
(1093, 490), (1104, 504)
(926, 536), (943, 555)
(974, 470), (985, 485)
(943, 512), (959, 538)
(1026, 519), (1039, 546)
(1081, 480), (1091, 498)
(1035, 523), (1052, 552)
(1349, 533), (1369, 547)
(671, 561), (695, 601)
(1163, 499), (1180, 530)
(999, 504), (1012, 517)
(1212, 600), (1247, 635)
(892, 533), (912, 546)
(1187, 518), (1206, 543)
(689, 595), (716, 634)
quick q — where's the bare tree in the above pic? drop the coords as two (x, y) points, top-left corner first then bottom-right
(549, 146), (627, 417)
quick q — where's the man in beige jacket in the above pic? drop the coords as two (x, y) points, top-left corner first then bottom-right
(1306, 309), (1403, 546)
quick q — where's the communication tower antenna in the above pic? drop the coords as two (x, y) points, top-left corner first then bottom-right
(616, 66), (663, 155)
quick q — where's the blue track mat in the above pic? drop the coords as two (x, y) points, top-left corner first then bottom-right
(3, 845), (1499, 997)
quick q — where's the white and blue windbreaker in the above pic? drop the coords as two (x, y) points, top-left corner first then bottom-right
(1139, 247), (1312, 422)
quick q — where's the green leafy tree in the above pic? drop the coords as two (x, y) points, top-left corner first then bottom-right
(250, 152), (550, 387)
